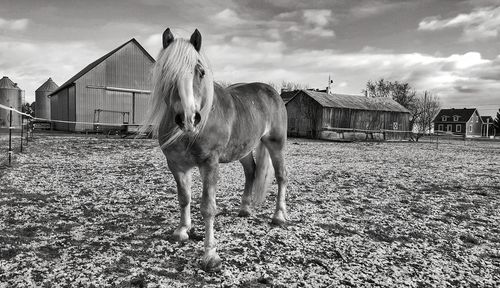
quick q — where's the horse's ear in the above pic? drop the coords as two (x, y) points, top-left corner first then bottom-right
(163, 28), (174, 49)
(190, 29), (202, 52)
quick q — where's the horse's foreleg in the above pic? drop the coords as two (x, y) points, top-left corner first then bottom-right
(264, 140), (288, 225)
(168, 161), (193, 242)
(238, 153), (256, 217)
(199, 159), (222, 272)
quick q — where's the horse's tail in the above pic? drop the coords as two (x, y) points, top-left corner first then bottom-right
(252, 142), (273, 204)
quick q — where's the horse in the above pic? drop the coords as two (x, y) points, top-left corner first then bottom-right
(141, 28), (288, 272)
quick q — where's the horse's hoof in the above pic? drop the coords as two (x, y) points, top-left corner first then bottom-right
(173, 227), (190, 242)
(238, 209), (252, 217)
(271, 210), (287, 226)
(201, 254), (222, 272)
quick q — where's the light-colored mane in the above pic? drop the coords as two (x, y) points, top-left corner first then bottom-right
(140, 39), (214, 148)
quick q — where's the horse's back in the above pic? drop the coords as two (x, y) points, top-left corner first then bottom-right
(226, 82), (287, 139)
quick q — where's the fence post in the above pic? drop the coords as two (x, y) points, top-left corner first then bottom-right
(25, 119), (29, 145)
(20, 115), (24, 153)
(8, 107), (13, 165)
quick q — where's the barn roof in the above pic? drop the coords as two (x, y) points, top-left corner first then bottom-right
(36, 77), (59, 92)
(284, 90), (410, 113)
(281, 90), (298, 104)
(49, 38), (154, 96)
(433, 108), (477, 123)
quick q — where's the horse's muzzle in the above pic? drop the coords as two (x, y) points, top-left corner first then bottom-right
(175, 112), (201, 132)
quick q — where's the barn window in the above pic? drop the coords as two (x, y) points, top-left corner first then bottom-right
(456, 125), (461, 132)
(392, 122), (398, 130)
(438, 124), (443, 131)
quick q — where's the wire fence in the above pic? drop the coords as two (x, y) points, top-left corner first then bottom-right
(0, 104), (147, 167)
(1, 104), (496, 167)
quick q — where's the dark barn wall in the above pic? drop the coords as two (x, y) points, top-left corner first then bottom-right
(286, 92), (323, 138)
(285, 91), (410, 139)
(322, 108), (409, 131)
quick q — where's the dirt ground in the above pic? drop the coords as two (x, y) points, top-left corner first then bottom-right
(1, 134), (499, 287)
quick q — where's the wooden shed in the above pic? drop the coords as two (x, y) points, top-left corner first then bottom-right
(282, 90), (410, 140)
(49, 38), (155, 132)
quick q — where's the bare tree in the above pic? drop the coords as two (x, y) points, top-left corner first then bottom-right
(363, 79), (418, 130)
(266, 82), (281, 93)
(216, 80), (233, 88)
(413, 91), (441, 141)
(281, 81), (309, 91)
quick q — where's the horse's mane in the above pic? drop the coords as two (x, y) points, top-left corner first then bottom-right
(140, 39), (214, 148)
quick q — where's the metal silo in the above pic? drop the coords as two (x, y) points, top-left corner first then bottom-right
(35, 77), (59, 120)
(0, 76), (23, 128)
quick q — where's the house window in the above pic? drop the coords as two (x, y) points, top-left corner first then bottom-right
(453, 116), (459, 121)
(456, 125), (461, 132)
(438, 124), (443, 131)
(441, 116), (448, 121)
(447, 124), (452, 131)
(469, 125), (472, 132)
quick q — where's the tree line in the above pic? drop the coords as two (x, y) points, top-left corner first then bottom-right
(362, 79), (440, 141)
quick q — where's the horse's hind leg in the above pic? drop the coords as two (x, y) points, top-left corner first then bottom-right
(238, 153), (255, 217)
(262, 137), (288, 225)
(168, 160), (193, 242)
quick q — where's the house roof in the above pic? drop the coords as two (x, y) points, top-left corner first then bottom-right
(481, 116), (493, 123)
(49, 38), (155, 96)
(283, 89), (410, 113)
(433, 108), (477, 123)
(36, 77), (59, 92)
(0, 76), (21, 90)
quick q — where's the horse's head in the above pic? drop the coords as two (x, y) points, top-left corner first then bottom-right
(157, 28), (214, 134)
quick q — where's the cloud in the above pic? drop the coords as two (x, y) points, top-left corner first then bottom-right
(0, 18), (29, 31)
(303, 9), (332, 27)
(213, 8), (246, 26)
(350, 1), (411, 18)
(0, 37), (104, 103)
(200, 33), (499, 112)
(210, 8), (335, 39)
(418, 6), (500, 41)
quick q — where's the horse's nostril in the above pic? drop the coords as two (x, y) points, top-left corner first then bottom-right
(194, 112), (201, 126)
(175, 113), (184, 128)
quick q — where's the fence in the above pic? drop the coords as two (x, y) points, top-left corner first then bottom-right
(0, 103), (146, 167)
(0, 104), (485, 167)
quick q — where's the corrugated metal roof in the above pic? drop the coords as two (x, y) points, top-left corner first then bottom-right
(292, 90), (410, 113)
(49, 38), (155, 96)
(0, 76), (21, 90)
(36, 77), (59, 92)
(433, 108), (477, 123)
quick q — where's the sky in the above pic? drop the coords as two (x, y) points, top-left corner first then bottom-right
(1, 0), (499, 116)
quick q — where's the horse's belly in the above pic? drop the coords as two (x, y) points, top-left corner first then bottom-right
(219, 137), (259, 163)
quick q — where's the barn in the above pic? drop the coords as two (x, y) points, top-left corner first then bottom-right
(49, 38), (155, 132)
(281, 89), (410, 140)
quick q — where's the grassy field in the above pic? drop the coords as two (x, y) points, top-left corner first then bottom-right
(1, 134), (499, 287)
